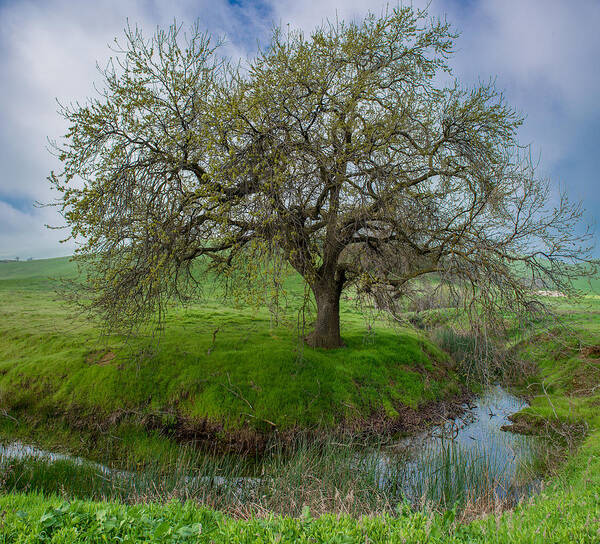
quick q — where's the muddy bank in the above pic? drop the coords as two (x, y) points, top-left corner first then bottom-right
(172, 386), (473, 453)
(1, 386), (473, 457)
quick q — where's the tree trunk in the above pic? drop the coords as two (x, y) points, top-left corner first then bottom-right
(306, 282), (343, 349)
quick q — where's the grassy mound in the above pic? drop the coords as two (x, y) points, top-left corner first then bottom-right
(507, 296), (600, 451)
(0, 257), (461, 453)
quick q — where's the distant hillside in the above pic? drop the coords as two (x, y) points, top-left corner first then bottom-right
(570, 273), (600, 295)
(1, 255), (598, 295)
(0, 256), (77, 289)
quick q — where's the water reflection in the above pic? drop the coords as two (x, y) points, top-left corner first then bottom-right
(372, 385), (541, 505)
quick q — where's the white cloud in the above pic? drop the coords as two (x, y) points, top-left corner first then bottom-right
(0, 201), (71, 260)
(0, 0), (263, 258)
(445, 0), (600, 163)
(0, 0), (597, 258)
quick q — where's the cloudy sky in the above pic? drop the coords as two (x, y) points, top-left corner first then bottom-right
(0, 0), (598, 259)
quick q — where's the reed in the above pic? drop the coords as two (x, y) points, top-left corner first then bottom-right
(0, 431), (545, 518)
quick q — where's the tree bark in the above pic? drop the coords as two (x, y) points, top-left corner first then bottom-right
(306, 280), (344, 349)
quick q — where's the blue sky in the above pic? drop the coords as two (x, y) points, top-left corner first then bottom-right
(0, 0), (598, 259)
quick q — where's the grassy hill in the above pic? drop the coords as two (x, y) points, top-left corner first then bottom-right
(0, 257), (461, 457)
(0, 256), (77, 288)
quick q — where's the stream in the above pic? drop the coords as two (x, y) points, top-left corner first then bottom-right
(375, 385), (542, 505)
(0, 386), (542, 508)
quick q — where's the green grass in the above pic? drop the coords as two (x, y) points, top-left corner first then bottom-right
(0, 257), (460, 459)
(2, 258), (600, 541)
(2, 300), (600, 541)
(0, 467), (599, 543)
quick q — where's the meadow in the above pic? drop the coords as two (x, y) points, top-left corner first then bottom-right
(1, 257), (599, 541)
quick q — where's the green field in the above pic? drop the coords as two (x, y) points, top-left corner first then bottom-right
(0, 257), (461, 459)
(1, 257), (600, 542)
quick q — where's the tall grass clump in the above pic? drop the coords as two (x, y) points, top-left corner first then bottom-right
(431, 327), (506, 384)
(387, 433), (544, 513)
(0, 430), (546, 518)
(0, 439), (393, 517)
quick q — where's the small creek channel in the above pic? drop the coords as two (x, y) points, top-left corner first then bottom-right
(373, 385), (542, 505)
(0, 386), (542, 508)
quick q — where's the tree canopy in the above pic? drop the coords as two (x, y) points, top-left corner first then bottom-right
(50, 7), (595, 348)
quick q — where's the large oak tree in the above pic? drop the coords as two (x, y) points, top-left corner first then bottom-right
(50, 8), (595, 348)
